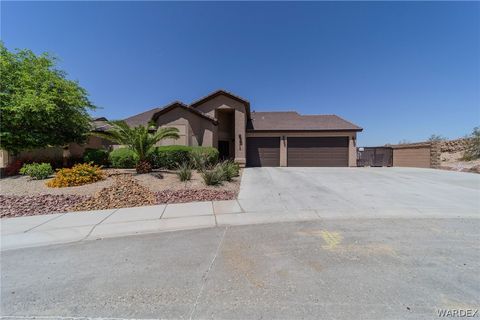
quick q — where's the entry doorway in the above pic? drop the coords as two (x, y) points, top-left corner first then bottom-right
(218, 140), (230, 160)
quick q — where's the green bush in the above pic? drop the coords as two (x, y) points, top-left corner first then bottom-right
(83, 148), (109, 166)
(218, 160), (240, 181)
(19, 162), (53, 180)
(190, 149), (208, 171)
(202, 166), (225, 186)
(109, 148), (139, 168)
(177, 162), (192, 182)
(151, 145), (191, 170)
(150, 146), (219, 170)
(463, 127), (480, 161)
(191, 147), (219, 169)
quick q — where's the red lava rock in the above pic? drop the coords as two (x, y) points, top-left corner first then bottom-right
(156, 189), (236, 204)
(0, 194), (90, 218)
(71, 174), (156, 211)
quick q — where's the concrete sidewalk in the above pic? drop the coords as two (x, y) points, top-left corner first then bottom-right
(1, 200), (322, 251)
(2, 198), (479, 251)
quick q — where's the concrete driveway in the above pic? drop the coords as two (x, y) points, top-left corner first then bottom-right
(238, 167), (480, 217)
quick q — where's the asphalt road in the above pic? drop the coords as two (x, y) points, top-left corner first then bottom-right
(2, 218), (479, 319)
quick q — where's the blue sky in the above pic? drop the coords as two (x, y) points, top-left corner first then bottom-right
(2, 1), (479, 146)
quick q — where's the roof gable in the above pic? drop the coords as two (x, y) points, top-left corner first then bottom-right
(151, 101), (218, 124)
(190, 89), (251, 119)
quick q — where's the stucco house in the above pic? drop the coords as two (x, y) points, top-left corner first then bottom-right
(123, 90), (362, 167)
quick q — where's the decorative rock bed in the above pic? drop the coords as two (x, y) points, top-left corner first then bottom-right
(70, 175), (157, 211)
(1, 173), (239, 218)
(0, 194), (90, 218)
(156, 189), (236, 204)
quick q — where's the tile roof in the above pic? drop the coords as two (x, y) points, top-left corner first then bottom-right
(123, 108), (161, 127)
(247, 111), (362, 131)
(91, 118), (112, 132)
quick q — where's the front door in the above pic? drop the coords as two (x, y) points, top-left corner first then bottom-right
(218, 140), (230, 160)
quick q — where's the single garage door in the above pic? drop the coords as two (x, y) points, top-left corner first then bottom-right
(288, 137), (349, 167)
(246, 137), (280, 167)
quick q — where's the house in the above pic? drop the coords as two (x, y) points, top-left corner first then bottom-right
(123, 90), (362, 167)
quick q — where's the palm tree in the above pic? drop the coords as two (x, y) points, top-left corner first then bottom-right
(93, 120), (179, 173)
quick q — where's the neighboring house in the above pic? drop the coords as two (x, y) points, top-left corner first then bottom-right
(0, 118), (112, 169)
(123, 90), (362, 167)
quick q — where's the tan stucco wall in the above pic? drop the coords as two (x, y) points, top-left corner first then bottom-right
(69, 136), (110, 158)
(392, 146), (431, 168)
(154, 107), (216, 147)
(246, 131), (357, 167)
(0, 136), (112, 168)
(194, 95), (247, 165)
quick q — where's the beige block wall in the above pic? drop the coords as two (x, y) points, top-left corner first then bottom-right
(69, 136), (110, 158)
(154, 107), (216, 147)
(392, 147), (431, 168)
(246, 131), (357, 167)
(194, 95), (247, 165)
(390, 142), (442, 168)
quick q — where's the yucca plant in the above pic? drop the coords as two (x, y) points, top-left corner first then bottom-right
(218, 160), (240, 181)
(92, 121), (179, 173)
(202, 166), (225, 186)
(177, 162), (192, 182)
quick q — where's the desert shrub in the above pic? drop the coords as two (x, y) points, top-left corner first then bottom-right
(190, 149), (209, 171)
(109, 148), (138, 168)
(463, 127), (480, 161)
(191, 147), (219, 169)
(218, 160), (240, 181)
(150, 146), (192, 169)
(202, 165), (225, 186)
(150, 146), (219, 170)
(83, 148), (109, 166)
(177, 162), (192, 182)
(19, 162), (53, 180)
(46, 163), (105, 188)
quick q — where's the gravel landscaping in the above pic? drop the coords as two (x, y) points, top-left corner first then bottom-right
(0, 194), (90, 218)
(0, 169), (242, 218)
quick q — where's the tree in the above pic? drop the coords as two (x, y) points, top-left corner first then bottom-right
(463, 127), (480, 160)
(428, 134), (446, 142)
(0, 43), (95, 154)
(93, 121), (179, 173)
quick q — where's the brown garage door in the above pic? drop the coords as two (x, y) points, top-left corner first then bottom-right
(288, 137), (349, 167)
(246, 137), (280, 167)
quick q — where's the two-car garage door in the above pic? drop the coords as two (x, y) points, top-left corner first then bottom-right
(246, 136), (349, 167)
(287, 137), (348, 167)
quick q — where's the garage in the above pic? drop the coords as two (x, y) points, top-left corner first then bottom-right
(287, 137), (349, 167)
(246, 137), (280, 167)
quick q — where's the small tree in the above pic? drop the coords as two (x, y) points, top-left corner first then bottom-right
(428, 134), (446, 142)
(463, 127), (480, 161)
(94, 121), (179, 173)
(0, 43), (95, 154)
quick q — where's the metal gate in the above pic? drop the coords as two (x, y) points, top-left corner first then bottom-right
(357, 147), (393, 167)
